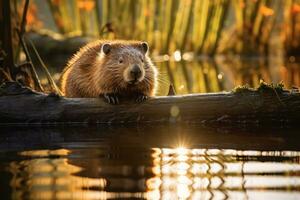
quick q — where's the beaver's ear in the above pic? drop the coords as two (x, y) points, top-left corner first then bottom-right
(140, 42), (149, 54)
(101, 43), (111, 55)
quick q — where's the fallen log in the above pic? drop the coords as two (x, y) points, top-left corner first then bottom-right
(0, 82), (300, 125)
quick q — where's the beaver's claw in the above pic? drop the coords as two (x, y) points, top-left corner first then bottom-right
(136, 94), (148, 103)
(103, 93), (119, 104)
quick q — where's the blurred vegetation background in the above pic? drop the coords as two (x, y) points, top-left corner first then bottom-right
(25, 0), (300, 56)
(2, 0), (300, 95)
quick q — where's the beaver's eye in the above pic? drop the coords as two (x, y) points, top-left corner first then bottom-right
(118, 59), (123, 64)
(141, 57), (144, 63)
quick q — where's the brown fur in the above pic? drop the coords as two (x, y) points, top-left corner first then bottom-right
(60, 40), (158, 99)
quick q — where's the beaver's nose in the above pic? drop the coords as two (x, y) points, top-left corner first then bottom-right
(130, 65), (141, 79)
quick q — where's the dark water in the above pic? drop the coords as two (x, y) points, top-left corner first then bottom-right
(0, 125), (300, 199)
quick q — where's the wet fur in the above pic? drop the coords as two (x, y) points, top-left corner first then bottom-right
(60, 40), (157, 99)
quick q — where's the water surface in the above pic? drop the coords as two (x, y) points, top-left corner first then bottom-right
(0, 125), (299, 199)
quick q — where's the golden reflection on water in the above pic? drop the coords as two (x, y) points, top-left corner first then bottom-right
(148, 148), (300, 200)
(5, 148), (300, 199)
(154, 57), (300, 96)
(9, 149), (107, 199)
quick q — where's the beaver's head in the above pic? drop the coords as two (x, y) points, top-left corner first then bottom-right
(96, 41), (157, 92)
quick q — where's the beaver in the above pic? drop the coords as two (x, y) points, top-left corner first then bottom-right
(60, 40), (158, 104)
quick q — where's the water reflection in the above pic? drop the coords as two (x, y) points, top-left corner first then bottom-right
(149, 148), (300, 200)
(1, 126), (300, 199)
(154, 56), (300, 95)
(3, 146), (300, 199)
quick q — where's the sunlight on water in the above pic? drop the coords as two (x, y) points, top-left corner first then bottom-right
(148, 148), (300, 200)
(1, 147), (299, 200)
(173, 51), (182, 62)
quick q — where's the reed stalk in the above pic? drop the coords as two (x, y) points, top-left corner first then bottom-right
(1, 0), (15, 79)
(161, 0), (179, 53)
(180, 0), (195, 52)
(283, 0), (300, 56)
(229, 0), (277, 55)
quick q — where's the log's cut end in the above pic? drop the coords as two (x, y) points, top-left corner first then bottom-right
(0, 82), (300, 126)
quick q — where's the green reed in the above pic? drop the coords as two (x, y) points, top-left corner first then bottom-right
(46, 0), (229, 54)
(283, 0), (300, 57)
(44, 0), (300, 56)
(220, 0), (278, 56)
(47, 0), (77, 34)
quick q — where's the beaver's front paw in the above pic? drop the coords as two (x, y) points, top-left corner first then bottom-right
(136, 93), (148, 103)
(103, 93), (119, 104)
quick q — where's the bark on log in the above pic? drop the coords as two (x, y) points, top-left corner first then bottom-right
(1, 82), (300, 126)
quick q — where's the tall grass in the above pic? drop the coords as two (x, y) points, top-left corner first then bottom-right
(36, 0), (300, 56)
(219, 0), (278, 56)
(45, 0), (229, 55)
(283, 0), (300, 57)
